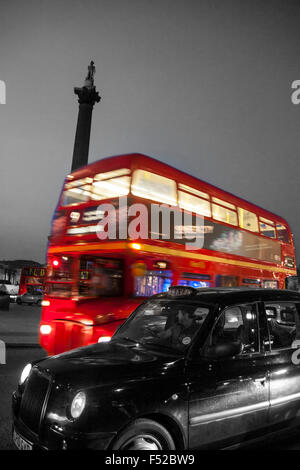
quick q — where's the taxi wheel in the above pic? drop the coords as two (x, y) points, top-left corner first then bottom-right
(111, 419), (175, 450)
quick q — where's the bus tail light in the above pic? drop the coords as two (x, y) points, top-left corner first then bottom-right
(40, 325), (52, 335)
(41, 300), (50, 307)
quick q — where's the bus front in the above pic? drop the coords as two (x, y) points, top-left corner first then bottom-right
(40, 160), (144, 355)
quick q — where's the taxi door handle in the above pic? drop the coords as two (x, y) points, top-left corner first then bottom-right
(254, 376), (267, 385)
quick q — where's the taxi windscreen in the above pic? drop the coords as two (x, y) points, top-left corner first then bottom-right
(113, 299), (212, 352)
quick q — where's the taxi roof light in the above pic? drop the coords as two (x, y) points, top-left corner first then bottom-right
(168, 286), (198, 297)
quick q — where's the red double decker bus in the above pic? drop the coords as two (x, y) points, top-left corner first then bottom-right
(18, 266), (46, 296)
(40, 153), (297, 355)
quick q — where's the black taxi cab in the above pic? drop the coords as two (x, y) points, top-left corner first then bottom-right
(12, 287), (300, 450)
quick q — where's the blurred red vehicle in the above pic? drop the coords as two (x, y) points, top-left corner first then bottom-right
(18, 266), (46, 296)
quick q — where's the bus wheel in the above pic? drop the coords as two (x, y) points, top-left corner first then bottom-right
(16, 299), (22, 305)
(111, 419), (175, 450)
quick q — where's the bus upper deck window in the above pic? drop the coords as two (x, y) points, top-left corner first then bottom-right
(212, 198), (238, 226)
(62, 178), (93, 206)
(91, 176), (130, 200)
(276, 223), (291, 244)
(238, 208), (258, 232)
(131, 170), (177, 206)
(259, 217), (276, 239)
(178, 191), (211, 217)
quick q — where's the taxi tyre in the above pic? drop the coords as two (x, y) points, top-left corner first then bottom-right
(111, 418), (176, 450)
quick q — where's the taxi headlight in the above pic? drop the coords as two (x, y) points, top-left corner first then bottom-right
(70, 391), (86, 419)
(20, 363), (32, 385)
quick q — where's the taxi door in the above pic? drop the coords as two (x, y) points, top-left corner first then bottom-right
(264, 300), (300, 428)
(187, 302), (270, 449)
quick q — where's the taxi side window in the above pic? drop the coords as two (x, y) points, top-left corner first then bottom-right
(210, 304), (259, 354)
(265, 302), (300, 350)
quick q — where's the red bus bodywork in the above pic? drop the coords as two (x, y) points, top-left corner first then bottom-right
(40, 154), (297, 355)
(18, 266), (46, 296)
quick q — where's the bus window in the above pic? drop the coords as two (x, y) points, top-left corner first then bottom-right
(238, 208), (258, 232)
(242, 278), (261, 288)
(134, 271), (172, 297)
(259, 217), (276, 239)
(79, 257), (123, 297)
(215, 275), (239, 287)
(62, 178), (93, 206)
(179, 272), (211, 288)
(178, 191), (211, 217)
(285, 276), (299, 291)
(178, 183), (209, 200)
(212, 198), (238, 226)
(178, 280), (211, 288)
(131, 169), (177, 206)
(45, 257), (73, 298)
(262, 280), (278, 289)
(91, 176), (130, 200)
(45, 283), (72, 298)
(276, 223), (291, 244)
(93, 168), (130, 180)
(48, 257), (72, 282)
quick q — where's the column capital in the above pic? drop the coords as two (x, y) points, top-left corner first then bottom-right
(74, 86), (101, 105)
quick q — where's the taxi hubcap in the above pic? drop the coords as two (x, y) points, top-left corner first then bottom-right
(122, 434), (162, 450)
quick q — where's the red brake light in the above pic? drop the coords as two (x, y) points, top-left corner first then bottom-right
(52, 258), (60, 268)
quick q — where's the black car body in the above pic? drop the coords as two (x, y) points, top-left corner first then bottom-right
(12, 287), (300, 450)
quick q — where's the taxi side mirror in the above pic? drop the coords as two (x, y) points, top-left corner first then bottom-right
(203, 341), (242, 359)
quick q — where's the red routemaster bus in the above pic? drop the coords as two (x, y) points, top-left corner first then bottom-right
(40, 153), (297, 355)
(18, 266), (46, 296)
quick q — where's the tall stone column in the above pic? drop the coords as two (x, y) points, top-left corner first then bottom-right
(71, 61), (101, 172)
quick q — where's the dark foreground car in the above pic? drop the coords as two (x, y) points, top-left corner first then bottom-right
(12, 287), (300, 450)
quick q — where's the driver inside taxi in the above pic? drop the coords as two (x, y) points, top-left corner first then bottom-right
(156, 307), (199, 348)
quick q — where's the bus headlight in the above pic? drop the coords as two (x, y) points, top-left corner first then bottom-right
(40, 324), (52, 335)
(98, 336), (111, 343)
(20, 363), (32, 385)
(70, 392), (86, 419)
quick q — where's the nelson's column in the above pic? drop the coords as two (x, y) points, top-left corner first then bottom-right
(71, 61), (101, 172)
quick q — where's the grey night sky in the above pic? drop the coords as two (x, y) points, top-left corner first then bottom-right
(0, 0), (299, 264)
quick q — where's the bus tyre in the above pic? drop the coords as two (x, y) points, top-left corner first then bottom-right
(111, 419), (175, 450)
(16, 299), (22, 305)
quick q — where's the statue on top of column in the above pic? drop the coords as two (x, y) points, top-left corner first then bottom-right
(84, 61), (96, 87)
